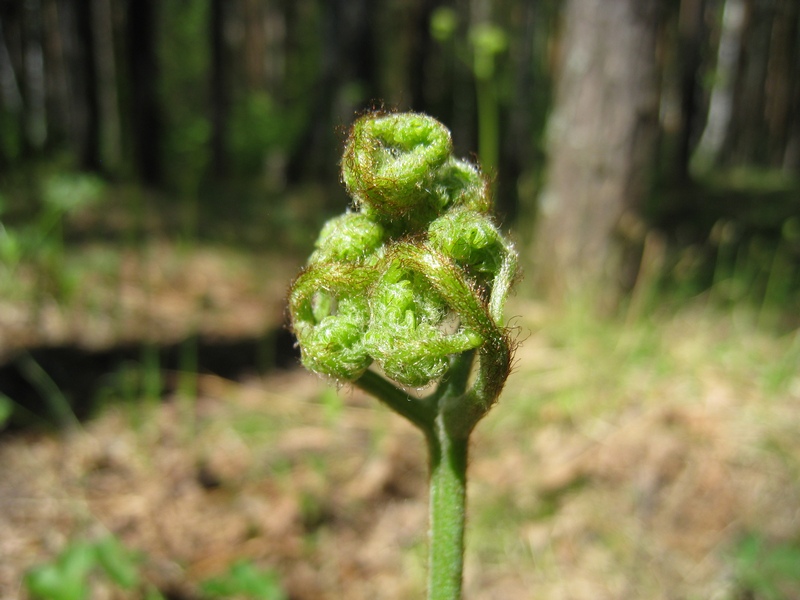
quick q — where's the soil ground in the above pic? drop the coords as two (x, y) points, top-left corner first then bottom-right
(1, 242), (799, 600)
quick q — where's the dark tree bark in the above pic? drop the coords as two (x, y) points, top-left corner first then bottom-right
(407, 0), (437, 112)
(241, 0), (266, 90)
(692, 0), (746, 170)
(75, 0), (100, 170)
(764, 0), (799, 168)
(91, 0), (121, 171)
(712, 0), (800, 171)
(285, 0), (378, 185)
(722, 0), (772, 167)
(498, 0), (543, 224)
(209, 0), (227, 178)
(21, 0), (48, 153)
(41, 0), (69, 151)
(673, 0), (704, 183)
(0, 4), (24, 165)
(126, 0), (161, 185)
(785, 1), (800, 172)
(530, 0), (663, 303)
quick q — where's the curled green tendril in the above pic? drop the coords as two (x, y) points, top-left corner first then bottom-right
(429, 208), (504, 280)
(290, 111), (516, 424)
(290, 262), (375, 380)
(341, 113), (492, 232)
(364, 255), (484, 387)
(430, 158), (492, 215)
(310, 212), (385, 264)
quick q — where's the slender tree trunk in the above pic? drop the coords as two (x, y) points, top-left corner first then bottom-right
(530, 0), (662, 304)
(73, 0), (101, 170)
(673, 0), (704, 183)
(692, 0), (746, 171)
(127, 0), (161, 185)
(285, 0), (376, 184)
(91, 0), (121, 171)
(41, 0), (69, 151)
(765, 0), (799, 168)
(408, 0), (437, 112)
(23, 0), (48, 152)
(722, 0), (771, 167)
(784, 2), (800, 173)
(0, 12), (24, 164)
(241, 0), (266, 90)
(499, 0), (539, 223)
(210, 0), (227, 178)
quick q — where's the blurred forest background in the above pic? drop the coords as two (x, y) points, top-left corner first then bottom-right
(1, 0), (800, 599)
(0, 0), (798, 299)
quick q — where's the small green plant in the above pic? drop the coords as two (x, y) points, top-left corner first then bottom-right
(288, 111), (517, 599)
(0, 172), (105, 302)
(36, 173), (105, 300)
(26, 536), (286, 600)
(25, 536), (144, 600)
(731, 533), (800, 599)
(0, 393), (12, 429)
(0, 194), (22, 279)
(200, 560), (287, 600)
(16, 351), (78, 428)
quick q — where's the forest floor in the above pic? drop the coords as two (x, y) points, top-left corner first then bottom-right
(1, 239), (800, 600)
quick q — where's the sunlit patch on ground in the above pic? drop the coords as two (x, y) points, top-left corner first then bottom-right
(1, 293), (799, 599)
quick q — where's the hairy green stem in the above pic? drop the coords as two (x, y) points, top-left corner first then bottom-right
(353, 369), (435, 431)
(426, 352), (474, 599)
(357, 353), (475, 599)
(427, 422), (468, 600)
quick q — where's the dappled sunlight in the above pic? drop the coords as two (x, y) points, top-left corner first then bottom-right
(2, 296), (798, 599)
(469, 298), (800, 599)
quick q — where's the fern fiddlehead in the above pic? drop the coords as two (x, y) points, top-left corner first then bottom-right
(288, 111), (518, 599)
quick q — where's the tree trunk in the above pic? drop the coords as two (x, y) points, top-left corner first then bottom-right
(0, 9), (24, 164)
(22, 0), (48, 152)
(765, 0), (799, 169)
(722, 0), (771, 168)
(499, 0), (543, 224)
(209, 0), (227, 178)
(285, 0), (377, 185)
(673, 0), (704, 183)
(91, 0), (121, 171)
(127, 0), (161, 185)
(692, 0), (746, 171)
(407, 0), (437, 112)
(41, 0), (69, 151)
(72, 0), (101, 170)
(785, 4), (800, 173)
(530, 0), (662, 304)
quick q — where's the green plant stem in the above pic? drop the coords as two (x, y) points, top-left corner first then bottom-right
(354, 369), (435, 431)
(17, 352), (79, 428)
(427, 419), (468, 600)
(425, 352), (474, 600)
(356, 353), (477, 600)
(476, 78), (499, 178)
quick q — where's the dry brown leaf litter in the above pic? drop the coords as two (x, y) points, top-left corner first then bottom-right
(0, 301), (798, 599)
